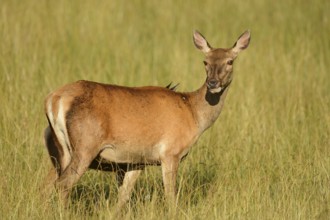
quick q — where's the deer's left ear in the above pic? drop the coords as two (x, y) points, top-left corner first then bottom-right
(232, 30), (251, 55)
(193, 30), (212, 54)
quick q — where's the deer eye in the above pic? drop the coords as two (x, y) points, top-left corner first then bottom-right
(227, 60), (233, 65)
(203, 61), (208, 66)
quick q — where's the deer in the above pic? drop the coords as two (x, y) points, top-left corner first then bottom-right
(43, 30), (251, 209)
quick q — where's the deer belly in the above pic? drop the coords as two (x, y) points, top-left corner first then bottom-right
(99, 144), (161, 164)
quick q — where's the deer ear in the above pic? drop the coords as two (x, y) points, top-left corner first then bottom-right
(232, 30), (251, 55)
(193, 30), (212, 53)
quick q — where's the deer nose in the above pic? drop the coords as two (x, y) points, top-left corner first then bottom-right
(207, 80), (218, 88)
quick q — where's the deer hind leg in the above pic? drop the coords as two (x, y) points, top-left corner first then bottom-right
(42, 126), (70, 196)
(115, 169), (142, 211)
(54, 149), (96, 202)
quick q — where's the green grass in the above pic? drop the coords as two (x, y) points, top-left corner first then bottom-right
(0, 0), (329, 219)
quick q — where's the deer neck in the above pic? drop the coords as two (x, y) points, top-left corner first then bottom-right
(187, 82), (231, 134)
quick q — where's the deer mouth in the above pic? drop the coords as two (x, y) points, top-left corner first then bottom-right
(208, 86), (222, 94)
(207, 81), (222, 93)
(207, 80), (222, 93)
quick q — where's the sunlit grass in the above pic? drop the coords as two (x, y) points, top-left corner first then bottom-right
(0, 0), (329, 219)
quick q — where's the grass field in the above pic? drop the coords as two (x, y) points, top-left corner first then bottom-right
(0, 0), (329, 219)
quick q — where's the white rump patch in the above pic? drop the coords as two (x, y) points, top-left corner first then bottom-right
(47, 98), (72, 168)
(46, 98), (54, 127)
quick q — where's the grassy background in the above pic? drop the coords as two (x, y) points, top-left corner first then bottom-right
(0, 0), (329, 219)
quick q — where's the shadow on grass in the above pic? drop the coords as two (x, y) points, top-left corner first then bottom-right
(68, 183), (116, 215)
(64, 165), (218, 215)
(178, 163), (218, 206)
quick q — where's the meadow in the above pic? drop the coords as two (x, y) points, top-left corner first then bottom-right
(0, 0), (329, 219)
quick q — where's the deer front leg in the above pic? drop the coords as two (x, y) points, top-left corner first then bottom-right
(161, 156), (180, 207)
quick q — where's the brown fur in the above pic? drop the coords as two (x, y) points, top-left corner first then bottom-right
(43, 30), (250, 209)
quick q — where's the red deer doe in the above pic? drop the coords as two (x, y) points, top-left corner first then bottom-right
(43, 30), (250, 208)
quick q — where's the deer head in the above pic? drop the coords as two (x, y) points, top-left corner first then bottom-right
(193, 30), (251, 94)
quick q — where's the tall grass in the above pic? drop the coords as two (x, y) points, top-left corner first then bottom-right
(0, 0), (329, 219)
